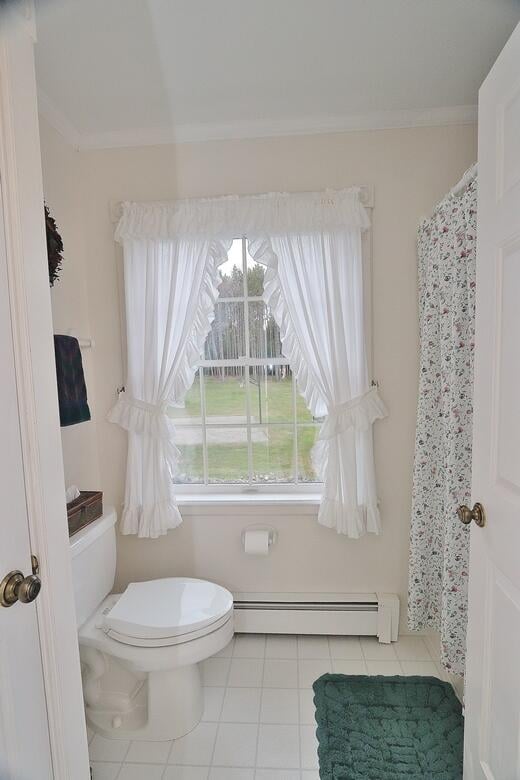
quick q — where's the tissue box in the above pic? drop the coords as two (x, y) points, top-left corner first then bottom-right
(67, 491), (103, 537)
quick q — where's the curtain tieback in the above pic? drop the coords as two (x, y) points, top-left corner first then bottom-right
(123, 394), (170, 416)
(107, 391), (174, 438)
(320, 387), (388, 440)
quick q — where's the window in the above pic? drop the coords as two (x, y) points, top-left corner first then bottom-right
(170, 238), (323, 488)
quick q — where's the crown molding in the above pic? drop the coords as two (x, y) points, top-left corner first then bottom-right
(37, 99), (477, 151)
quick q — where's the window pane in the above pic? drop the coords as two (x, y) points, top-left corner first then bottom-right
(248, 365), (293, 424)
(204, 301), (245, 359)
(248, 301), (282, 359)
(207, 427), (249, 483)
(297, 425), (321, 482)
(204, 367), (246, 422)
(173, 427), (204, 484)
(218, 239), (244, 297)
(168, 370), (201, 423)
(252, 425), (294, 483)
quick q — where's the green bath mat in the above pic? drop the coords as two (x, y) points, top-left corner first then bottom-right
(313, 675), (463, 780)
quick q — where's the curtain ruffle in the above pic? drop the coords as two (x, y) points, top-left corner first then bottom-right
(115, 188), (370, 242)
(318, 499), (381, 538)
(168, 240), (229, 406)
(120, 499), (183, 539)
(319, 387), (388, 440)
(108, 239), (227, 436)
(109, 239), (228, 538)
(252, 233), (386, 538)
(252, 240), (388, 429)
(108, 393), (175, 438)
(311, 388), (387, 484)
(251, 237), (327, 418)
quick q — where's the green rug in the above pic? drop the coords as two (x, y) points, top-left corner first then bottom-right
(313, 675), (463, 780)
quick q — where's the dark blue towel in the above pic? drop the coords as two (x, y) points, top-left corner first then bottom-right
(53, 335), (91, 427)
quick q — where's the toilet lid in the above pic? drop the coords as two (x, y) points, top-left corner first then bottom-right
(104, 577), (233, 641)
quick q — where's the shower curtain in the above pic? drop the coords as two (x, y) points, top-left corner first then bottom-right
(408, 172), (477, 675)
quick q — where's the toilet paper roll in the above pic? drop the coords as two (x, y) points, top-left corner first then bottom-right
(244, 529), (270, 555)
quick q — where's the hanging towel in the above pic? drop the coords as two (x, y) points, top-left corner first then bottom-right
(53, 335), (91, 426)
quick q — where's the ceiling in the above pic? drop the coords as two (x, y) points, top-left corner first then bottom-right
(34, 0), (520, 148)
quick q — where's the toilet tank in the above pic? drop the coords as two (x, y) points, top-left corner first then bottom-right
(70, 507), (117, 628)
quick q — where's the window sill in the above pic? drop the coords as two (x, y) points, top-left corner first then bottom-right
(175, 491), (322, 515)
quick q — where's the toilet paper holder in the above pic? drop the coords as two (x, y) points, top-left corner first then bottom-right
(241, 525), (278, 552)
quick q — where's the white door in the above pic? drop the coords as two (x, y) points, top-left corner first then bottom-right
(464, 21), (520, 780)
(0, 185), (53, 778)
(0, 8), (90, 779)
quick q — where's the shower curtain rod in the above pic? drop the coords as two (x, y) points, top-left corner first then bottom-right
(448, 163), (478, 199)
(424, 163), (478, 223)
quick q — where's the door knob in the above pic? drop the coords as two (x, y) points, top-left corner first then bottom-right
(0, 569), (42, 607)
(457, 502), (486, 528)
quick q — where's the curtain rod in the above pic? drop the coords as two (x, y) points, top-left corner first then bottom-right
(108, 185), (375, 224)
(448, 163), (477, 199)
(422, 163), (477, 223)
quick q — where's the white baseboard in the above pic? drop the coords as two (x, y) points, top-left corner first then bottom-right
(233, 592), (400, 644)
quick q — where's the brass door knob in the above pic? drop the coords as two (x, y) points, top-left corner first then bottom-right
(17, 574), (41, 604)
(0, 569), (42, 607)
(457, 502), (486, 528)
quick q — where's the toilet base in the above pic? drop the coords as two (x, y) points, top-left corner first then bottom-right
(86, 662), (203, 741)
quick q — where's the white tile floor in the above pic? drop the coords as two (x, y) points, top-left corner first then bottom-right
(89, 633), (446, 780)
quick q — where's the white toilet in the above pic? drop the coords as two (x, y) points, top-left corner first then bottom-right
(70, 507), (234, 741)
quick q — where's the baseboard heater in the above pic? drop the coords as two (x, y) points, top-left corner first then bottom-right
(233, 592), (400, 644)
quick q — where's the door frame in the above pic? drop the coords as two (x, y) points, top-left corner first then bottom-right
(0, 6), (90, 779)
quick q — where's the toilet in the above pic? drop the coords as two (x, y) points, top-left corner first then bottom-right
(70, 507), (234, 741)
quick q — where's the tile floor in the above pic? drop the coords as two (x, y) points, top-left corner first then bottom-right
(89, 633), (445, 780)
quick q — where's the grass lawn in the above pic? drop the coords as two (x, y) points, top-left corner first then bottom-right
(172, 375), (321, 483)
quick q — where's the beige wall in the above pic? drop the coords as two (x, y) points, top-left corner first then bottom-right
(40, 121), (477, 628)
(39, 120), (100, 491)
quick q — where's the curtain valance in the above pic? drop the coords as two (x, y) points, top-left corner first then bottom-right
(115, 187), (370, 242)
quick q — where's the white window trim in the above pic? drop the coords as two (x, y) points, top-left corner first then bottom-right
(174, 198), (374, 500)
(176, 489), (322, 517)
(175, 481), (322, 497)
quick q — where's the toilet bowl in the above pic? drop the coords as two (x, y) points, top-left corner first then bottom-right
(70, 509), (234, 741)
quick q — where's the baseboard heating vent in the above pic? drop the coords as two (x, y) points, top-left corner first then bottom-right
(233, 592), (399, 644)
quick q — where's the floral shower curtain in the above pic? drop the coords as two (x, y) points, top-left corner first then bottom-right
(408, 172), (477, 675)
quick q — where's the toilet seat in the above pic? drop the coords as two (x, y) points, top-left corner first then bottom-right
(79, 594), (234, 672)
(79, 593), (234, 740)
(103, 577), (233, 648)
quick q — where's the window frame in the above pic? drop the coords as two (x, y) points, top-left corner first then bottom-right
(174, 195), (374, 497)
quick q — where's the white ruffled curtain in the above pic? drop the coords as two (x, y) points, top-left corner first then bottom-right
(108, 237), (230, 537)
(250, 232), (387, 536)
(111, 188), (386, 538)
